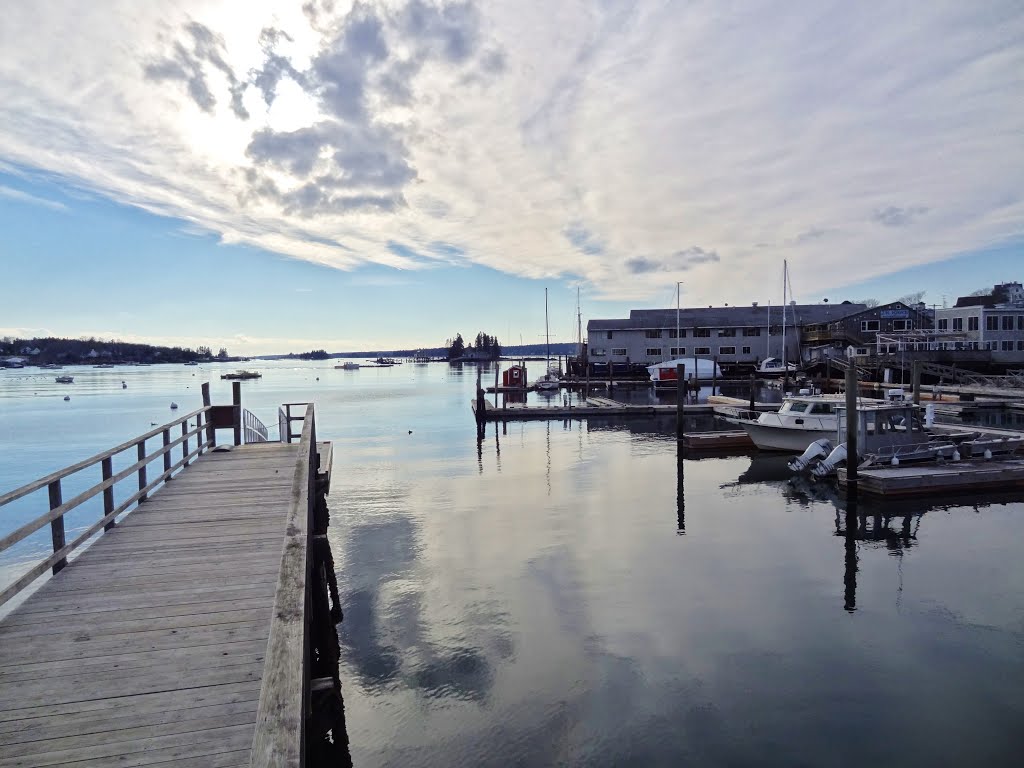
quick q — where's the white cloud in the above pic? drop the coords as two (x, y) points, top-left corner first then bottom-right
(0, 0), (1021, 306)
(0, 185), (67, 211)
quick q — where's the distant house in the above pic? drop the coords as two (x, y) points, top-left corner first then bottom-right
(936, 281), (1024, 365)
(86, 349), (99, 359)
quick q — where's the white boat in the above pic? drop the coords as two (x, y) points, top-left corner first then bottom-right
(755, 357), (797, 377)
(647, 357), (721, 385)
(730, 395), (842, 452)
(336, 361), (361, 370)
(534, 288), (560, 392)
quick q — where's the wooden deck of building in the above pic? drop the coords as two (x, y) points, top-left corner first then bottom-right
(0, 390), (346, 767)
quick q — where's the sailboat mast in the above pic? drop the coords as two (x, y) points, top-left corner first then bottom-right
(576, 286), (582, 358)
(781, 260), (787, 369)
(766, 299), (771, 360)
(676, 282), (681, 360)
(545, 287), (550, 367)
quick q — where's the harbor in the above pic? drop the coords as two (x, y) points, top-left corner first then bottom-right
(2, 360), (1024, 766)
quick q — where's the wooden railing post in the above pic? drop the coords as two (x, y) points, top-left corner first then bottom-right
(233, 381), (242, 446)
(181, 421), (189, 466)
(136, 440), (148, 502)
(47, 480), (67, 574)
(163, 428), (172, 476)
(101, 457), (115, 531)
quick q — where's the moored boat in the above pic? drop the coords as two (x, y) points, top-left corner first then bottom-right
(221, 370), (262, 380)
(55, 375), (74, 384)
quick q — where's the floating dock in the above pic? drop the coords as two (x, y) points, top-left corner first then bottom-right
(840, 459), (1024, 496)
(472, 395), (777, 422)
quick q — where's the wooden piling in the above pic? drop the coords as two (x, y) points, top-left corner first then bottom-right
(845, 362), (858, 484)
(608, 360), (614, 391)
(232, 381), (242, 446)
(749, 373), (756, 411)
(912, 360), (922, 405)
(676, 364), (686, 440)
(711, 357), (718, 396)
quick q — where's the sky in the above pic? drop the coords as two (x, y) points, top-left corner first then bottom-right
(1, 0), (1022, 355)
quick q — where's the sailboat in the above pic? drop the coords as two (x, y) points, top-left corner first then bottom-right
(756, 262), (798, 377)
(534, 288), (560, 392)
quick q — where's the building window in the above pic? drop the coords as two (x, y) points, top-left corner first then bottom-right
(742, 328), (761, 337)
(646, 347), (662, 357)
(969, 317), (979, 331)
(718, 329), (736, 337)
(607, 331), (613, 340)
(668, 329), (678, 339)
(694, 346), (711, 355)
(742, 346), (751, 355)
(1018, 340), (1024, 351)
(670, 347), (685, 356)
(694, 328), (710, 338)
(611, 347), (627, 356)
(986, 316), (999, 331)
(645, 329), (662, 339)
(590, 349), (606, 357)
(1003, 316), (1015, 331)
(938, 318), (948, 331)
(1002, 341), (1014, 351)
(952, 317), (963, 331)
(719, 346), (736, 355)
(860, 320), (880, 332)
(892, 320), (910, 331)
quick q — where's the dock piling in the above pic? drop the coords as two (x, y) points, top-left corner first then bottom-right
(845, 362), (858, 485)
(232, 381), (242, 445)
(712, 357), (718, 396)
(676, 364), (686, 441)
(912, 360), (922, 405)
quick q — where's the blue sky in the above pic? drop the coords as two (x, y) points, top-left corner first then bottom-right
(1, 1), (1022, 354)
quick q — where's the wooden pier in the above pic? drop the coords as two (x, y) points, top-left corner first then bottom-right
(0, 386), (347, 767)
(472, 395), (778, 422)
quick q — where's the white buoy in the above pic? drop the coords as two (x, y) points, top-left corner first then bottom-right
(170, 402), (179, 410)
(952, 450), (961, 461)
(891, 455), (900, 466)
(984, 448), (992, 460)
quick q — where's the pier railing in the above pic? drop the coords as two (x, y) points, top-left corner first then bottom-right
(0, 403), (214, 607)
(279, 402), (312, 443)
(251, 402), (316, 766)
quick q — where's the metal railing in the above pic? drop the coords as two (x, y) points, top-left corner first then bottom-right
(243, 408), (270, 443)
(0, 405), (215, 606)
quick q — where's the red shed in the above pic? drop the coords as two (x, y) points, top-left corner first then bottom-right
(502, 364), (527, 388)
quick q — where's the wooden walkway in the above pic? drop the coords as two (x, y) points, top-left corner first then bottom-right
(0, 442), (304, 767)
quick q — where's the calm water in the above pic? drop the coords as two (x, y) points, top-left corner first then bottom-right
(2, 362), (1024, 765)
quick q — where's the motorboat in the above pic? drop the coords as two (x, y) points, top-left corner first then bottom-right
(724, 395), (843, 452)
(221, 370), (262, 380)
(55, 375), (74, 384)
(755, 357), (797, 377)
(647, 357), (722, 386)
(336, 361), (361, 370)
(184, 361), (199, 366)
(93, 363), (115, 369)
(170, 402), (179, 410)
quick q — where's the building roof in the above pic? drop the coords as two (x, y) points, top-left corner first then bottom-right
(587, 303), (866, 331)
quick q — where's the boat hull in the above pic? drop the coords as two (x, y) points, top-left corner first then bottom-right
(740, 422), (834, 452)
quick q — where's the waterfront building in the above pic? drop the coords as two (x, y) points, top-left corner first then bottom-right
(586, 302), (866, 371)
(932, 283), (1024, 365)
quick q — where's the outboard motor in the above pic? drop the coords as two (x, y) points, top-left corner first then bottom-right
(811, 442), (849, 478)
(788, 438), (832, 472)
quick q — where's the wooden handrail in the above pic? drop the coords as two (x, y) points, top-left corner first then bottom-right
(251, 403), (315, 767)
(0, 406), (210, 509)
(0, 405), (218, 607)
(0, 421), (208, 555)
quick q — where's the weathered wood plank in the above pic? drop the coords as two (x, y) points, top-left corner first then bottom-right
(0, 440), (306, 766)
